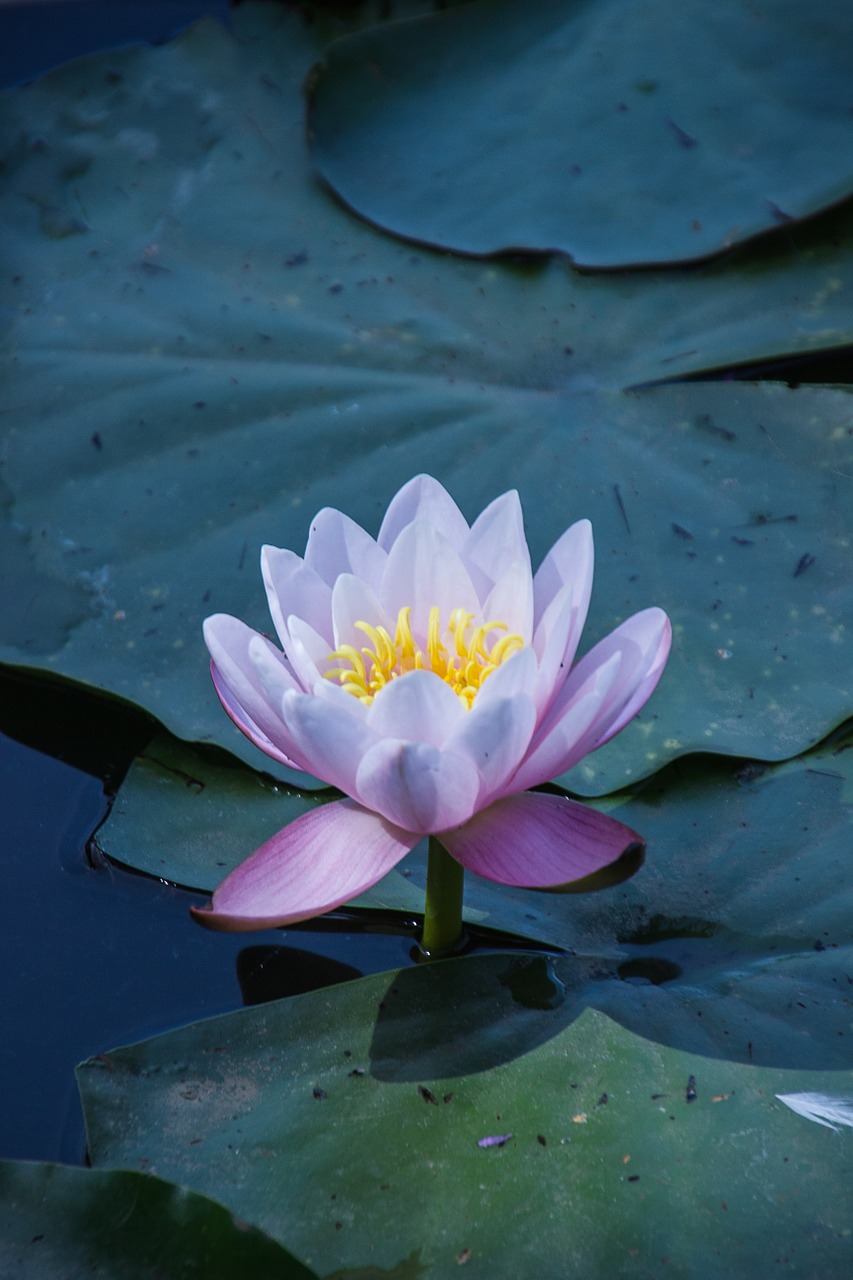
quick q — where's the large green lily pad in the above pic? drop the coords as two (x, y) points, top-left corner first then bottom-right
(0, 1159), (317, 1279)
(96, 723), (853, 1068)
(2, 4), (852, 790)
(309, 0), (853, 267)
(79, 971), (853, 1279)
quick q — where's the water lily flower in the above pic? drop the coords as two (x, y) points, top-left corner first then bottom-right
(192, 475), (670, 947)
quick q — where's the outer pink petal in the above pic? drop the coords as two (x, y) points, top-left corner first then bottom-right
(261, 546), (333, 649)
(377, 474), (470, 551)
(209, 663), (305, 771)
(190, 799), (419, 931)
(462, 490), (531, 600)
(367, 670), (466, 747)
(356, 739), (481, 834)
(439, 790), (643, 888)
(532, 518), (593, 631)
(281, 688), (379, 796)
(304, 507), (387, 591)
(204, 614), (305, 767)
(379, 520), (479, 639)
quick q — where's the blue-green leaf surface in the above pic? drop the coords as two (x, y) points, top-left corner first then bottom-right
(1, 4), (852, 788)
(78, 970), (853, 1280)
(309, 0), (853, 267)
(0, 1159), (317, 1279)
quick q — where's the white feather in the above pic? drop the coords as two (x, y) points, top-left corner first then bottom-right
(776, 1092), (853, 1133)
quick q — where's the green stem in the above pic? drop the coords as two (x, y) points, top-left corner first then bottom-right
(420, 836), (464, 958)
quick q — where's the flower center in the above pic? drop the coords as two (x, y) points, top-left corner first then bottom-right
(325, 606), (524, 709)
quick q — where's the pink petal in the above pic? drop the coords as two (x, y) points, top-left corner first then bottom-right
(304, 507), (387, 591)
(210, 663), (304, 771)
(367, 670), (466, 747)
(463, 490), (531, 600)
(532, 518), (593, 632)
(281, 688), (379, 796)
(190, 799), (419, 931)
(377, 474), (470, 551)
(204, 615), (305, 767)
(379, 520), (479, 640)
(439, 790), (643, 888)
(261, 546), (333, 649)
(356, 739), (481, 834)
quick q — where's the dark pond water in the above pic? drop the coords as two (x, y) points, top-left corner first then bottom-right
(0, 668), (420, 1164)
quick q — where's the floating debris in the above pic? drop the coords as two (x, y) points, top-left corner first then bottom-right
(776, 1093), (853, 1132)
(477, 1133), (513, 1149)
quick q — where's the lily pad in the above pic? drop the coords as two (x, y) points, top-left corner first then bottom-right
(1, 4), (853, 790)
(79, 974), (853, 1279)
(0, 1159), (317, 1279)
(96, 722), (853, 1068)
(309, 0), (853, 267)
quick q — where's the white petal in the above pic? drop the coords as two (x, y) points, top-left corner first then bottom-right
(379, 520), (479, 640)
(248, 632), (301, 713)
(480, 557), (534, 644)
(532, 518), (593, 628)
(286, 614), (335, 690)
(474, 645), (538, 708)
(445, 690), (536, 803)
(356, 739), (481, 833)
(304, 506), (386, 590)
(367, 670), (466, 747)
(509, 652), (622, 791)
(330, 573), (391, 649)
(463, 490), (531, 599)
(531, 580), (588, 713)
(261, 545), (333, 648)
(551, 608), (671, 763)
(377, 474), (470, 550)
(281, 688), (379, 797)
(210, 664), (305, 771)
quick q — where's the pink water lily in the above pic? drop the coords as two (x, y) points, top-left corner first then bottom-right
(192, 475), (670, 933)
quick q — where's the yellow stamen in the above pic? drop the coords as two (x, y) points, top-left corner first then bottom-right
(325, 605), (525, 709)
